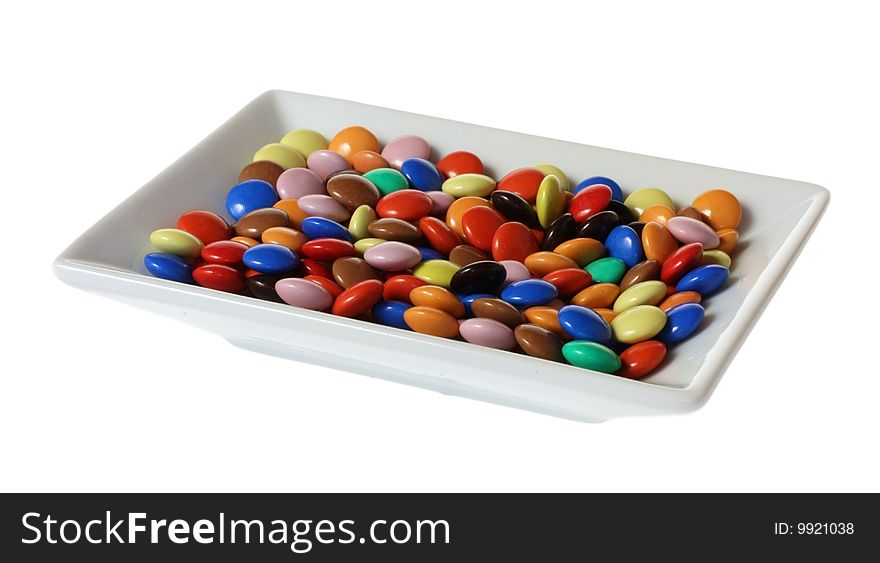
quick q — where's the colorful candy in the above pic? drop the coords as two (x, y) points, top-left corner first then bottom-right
(144, 123), (743, 380)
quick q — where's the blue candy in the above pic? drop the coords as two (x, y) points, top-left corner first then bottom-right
(400, 158), (444, 191)
(226, 179), (278, 221)
(676, 265), (729, 296)
(558, 305), (612, 343)
(144, 252), (193, 283)
(242, 244), (300, 274)
(500, 279), (558, 307)
(458, 293), (495, 316)
(574, 176), (623, 201)
(418, 246), (445, 261)
(372, 300), (412, 330)
(605, 225), (643, 268)
(301, 216), (353, 242)
(657, 303), (705, 344)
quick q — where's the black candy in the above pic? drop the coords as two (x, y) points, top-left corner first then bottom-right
(450, 260), (507, 295)
(576, 210), (619, 242)
(606, 200), (636, 225)
(490, 190), (540, 228)
(247, 274), (285, 303)
(541, 213), (577, 251)
(627, 221), (646, 237)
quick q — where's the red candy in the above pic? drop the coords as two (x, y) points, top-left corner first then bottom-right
(304, 275), (344, 299)
(543, 268), (592, 298)
(461, 206), (506, 252)
(497, 167), (545, 204)
(437, 151), (483, 178)
(419, 216), (461, 255)
(301, 239), (358, 262)
(301, 258), (333, 279)
(568, 184), (612, 222)
(193, 264), (246, 293)
(383, 275), (426, 303)
(617, 340), (667, 379)
(201, 240), (247, 266)
(331, 279), (384, 317)
(177, 210), (230, 245)
(660, 242), (704, 284)
(492, 222), (540, 262)
(376, 189), (433, 221)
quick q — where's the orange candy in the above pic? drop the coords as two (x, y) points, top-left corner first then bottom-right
(523, 251), (579, 277)
(659, 291), (702, 312)
(351, 150), (389, 173)
(409, 285), (466, 318)
(329, 126), (380, 164)
(403, 306), (460, 338)
(716, 228), (739, 255)
(273, 199), (309, 229)
(261, 226), (308, 253)
(642, 222), (678, 263)
(523, 306), (569, 340)
(593, 308), (617, 324)
(554, 238), (605, 267)
(231, 236), (259, 248)
(570, 283), (620, 309)
(640, 204), (675, 226)
(692, 189), (742, 231)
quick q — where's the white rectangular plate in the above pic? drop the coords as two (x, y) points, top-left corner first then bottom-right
(54, 90), (828, 422)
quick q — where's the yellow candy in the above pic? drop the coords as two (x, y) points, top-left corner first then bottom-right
(149, 228), (203, 257)
(280, 128), (328, 157)
(441, 173), (496, 198)
(700, 249), (732, 268)
(412, 259), (460, 288)
(354, 238), (386, 254)
(534, 163), (570, 191)
(536, 174), (565, 228)
(348, 204), (377, 241)
(623, 188), (674, 217)
(612, 280), (668, 314)
(610, 305), (667, 344)
(253, 143), (306, 169)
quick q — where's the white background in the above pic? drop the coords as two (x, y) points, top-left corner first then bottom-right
(1, 1), (877, 492)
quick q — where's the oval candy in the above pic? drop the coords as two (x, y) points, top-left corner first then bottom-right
(280, 128), (328, 158)
(332, 256), (382, 288)
(247, 273), (285, 302)
(460, 318), (516, 350)
(610, 305), (667, 344)
(523, 306), (568, 340)
(543, 268), (592, 298)
(401, 158), (443, 191)
(639, 204), (675, 226)
(585, 256), (626, 284)
(253, 143), (306, 170)
(612, 280), (667, 313)
(364, 167), (410, 196)
(471, 297), (524, 328)
(301, 238), (357, 262)
(569, 184), (612, 222)
(619, 259), (661, 292)
(412, 259), (460, 288)
(500, 279), (558, 307)
(533, 164), (569, 190)
(426, 191), (456, 217)
(149, 228), (203, 257)
(641, 222), (678, 264)
(575, 176), (623, 201)
(226, 179), (279, 221)
(701, 249), (732, 268)
(410, 285), (466, 318)
(403, 306), (460, 338)
(667, 216), (720, 249)
(716, 228), (739, 255)
(364, 241), (422, 271)
(177, 210), (230, 245)
(273, 199), (308, 229)
(570, 283), (620, 309)
(499, 260), (531, 286)
(623, 187), (674, 217)
(498, 167), (545, 203)
(382, 135), (430, 169)
(331, 279), (384, 317)
(329, 126), (379, 164)
(261, 226), (308, 253)
(692, 189), (742, 230)
(675, 264), (729, 296)
(490, 190), (540, 228)
(372, 300), (412, 330)
(449, 260), (506, 295)
(449, 244), (490, 267)
(445, 196), (492, 239)
(515, 324), (565, 362)
(442, 173), (496, 198)
(523, 251), (579, 277)
(419, 216), (461, 255)
(302, 216), (353, 242)
(193, 264), (246, 293)
(659, 291), (701, 312)
(368, 218), (422, 243)
(326, 173), (380, 210)
(617, 340), (667, 379)
(461, 205), (506, 252)
(276, 167), (325, 200)
(297, 194), (351, 223)
(239, 160), (284, 187)
(492, 222), (540, 263)
(144, 252), (193, 283)
(235, 207), (290, 239)
(275, 278), (334, 311)
(605, 225), (643, 268)
(558, 305), (612, 343)
(575, 210), (619, 242)
(535, 174), (565, 228)
(657, 302), (705, 344)
(242, 244), (300, 274)
(351, 150), (390, 173)
(376, 189), (433, 221)
(561, 341), (621, 373)
(383, 274), (427, 303)
(660, 242), (704, 284)
(437, 151), (484, 178)
(201, 240), (248, 266)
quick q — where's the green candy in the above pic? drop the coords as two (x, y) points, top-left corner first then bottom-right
(562, 341), (622, 373)
(585, 257), (626, 284)
(364, 167), (409, 196)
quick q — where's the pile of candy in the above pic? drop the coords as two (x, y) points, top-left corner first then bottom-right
(144, 126), (742, 378)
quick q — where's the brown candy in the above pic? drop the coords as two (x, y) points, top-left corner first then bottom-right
(238, 160), (284, 186)
(676, 205), (703, 221)
(514, 324), (564, 362)
(471, 297), (524, 328)
(331, 257), (382, 289)
(619, 259), (661, 292)
(367, 218), (422, 243)
(448, 244), (489, 267)
(234, 208), (289, 238)
(326, 173), (380, 210)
